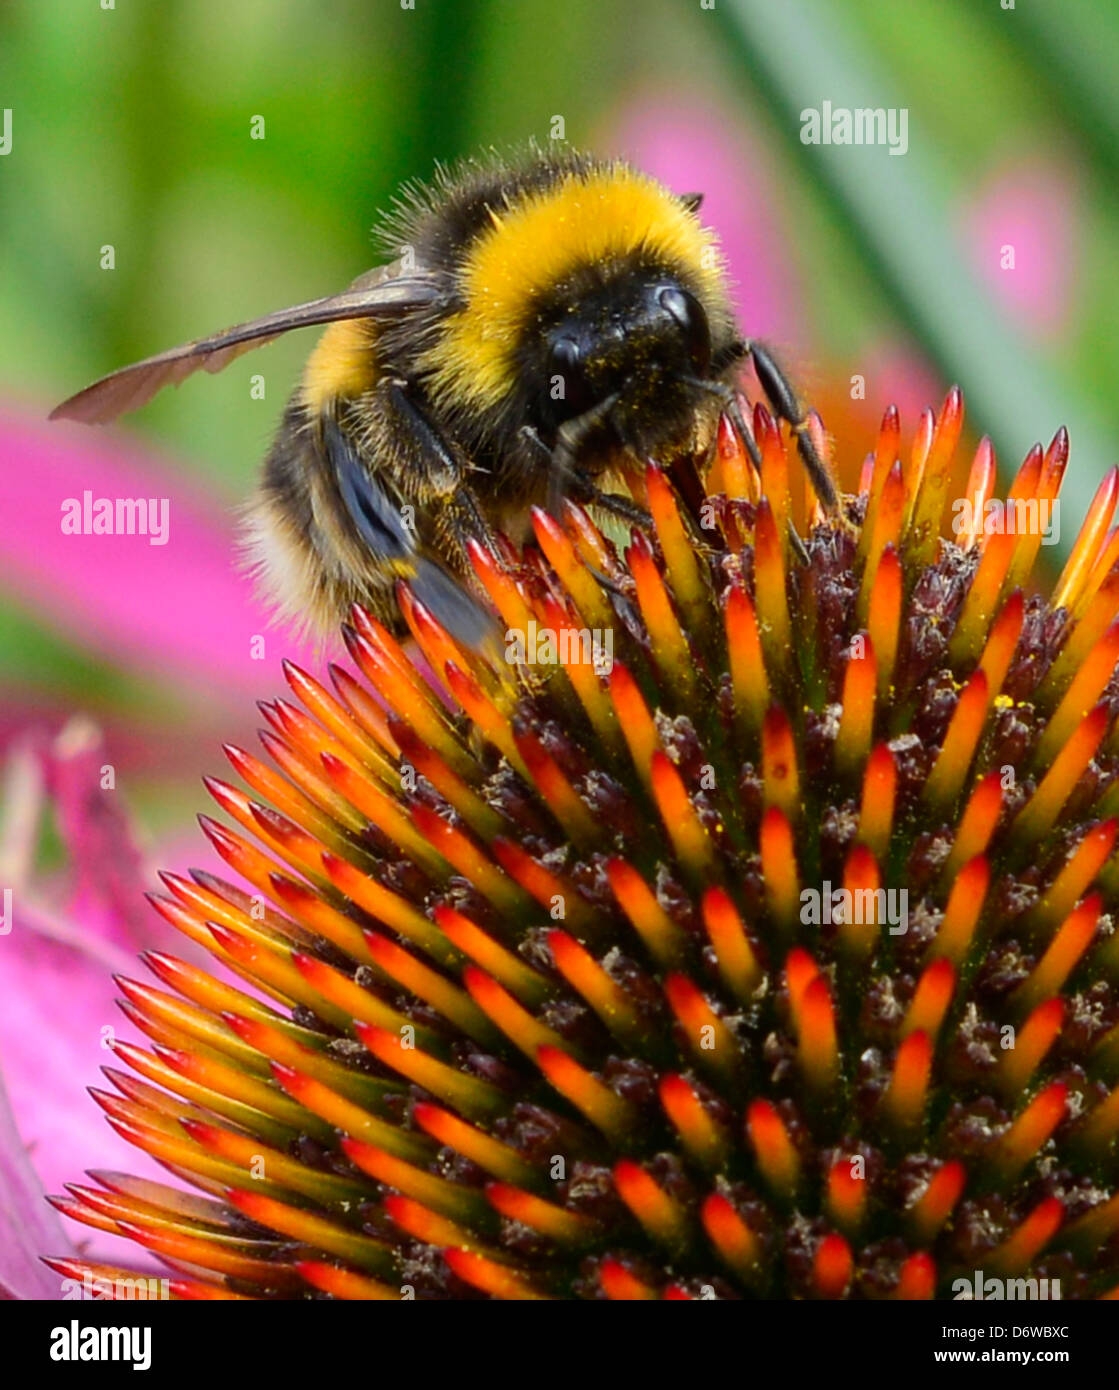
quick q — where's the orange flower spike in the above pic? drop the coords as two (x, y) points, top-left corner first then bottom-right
(411, 1102), (538, 1187)
(269, 1064), (429, 1162)
(443, 1248), (550, 1300)
(390, 721), (504, 841)
(513, 728), (598, 848)
(977, 590), (1024, 705)
(905, 407), (935, 522)
(758, 403), (791, 558)
(530, 506), (612, 631)
(485, 1183), (597, 1244)
(563, 499), (616, 575)
(535, 592), (621, 755)
(535, 1045), (633, 1141)
(700, 1192), (762, 1278)
(319, 851), (450, 962)
(465, 536), (536, 637)
(761, 805), (800, 928)
(1004, 428), (1070, 593)
(866, 546), (901, 697)
(944, 772), (1003, 878)
(1076, 526), (1119, 617)
(1052, 465), (1119, 612)
(754, 497), (792, 671)
(927, 854), (990, 964)
(364, 934), (495, 1043)
(628, 531), (695, 703)
(433, 904), (550, 1006)
(724, 583), (769, 739)
(908, 1159), (967, 1243)
(950, 444), (1044, 661)
(1013, 895), (1100, 1009)
(857, 460), (905, 622)
(701, 886), (762, 999)
(784, 946), (820, 1022)
(812, 1233), (854, 1299)
(1042, 564), (1119, 701)
(826, 1159), (868, 1233)
(463, 966), (571, 1062)
(1011, 703), (1110, 845)
(746, 1098), (801, 1195)
(396, 585), (478, 701)
(840, 844), (881, 959)
(548, 930), (642, 1042)
(923, 670), (989, 811)
(608, 661), (662, 787)
(762, 706), (800, 819)
(659, 1074), (729, 1169)
(319, 753), (446, 876)
(797, 976), (840, 1093)
(1027, 819), (1116, 934)
(855, 403), (900, 569)
(490, 837), (598, 936)
(328, 661), (399, 758)
(881, 1031), (932, 1135)
(663, 973), (740, 1079)
(857, 745), (896, 861)
(985, 1197), (1065, 1277)
(1036, 621), (1119, 768)
(613, 1160), (691, 1250)
(715, 412), (758, 502)
(650, 750), (719, 880)
(598, 1259), (658, 1301)
(342, 1138), (489, 1224)
(356, 1024), (505, 1121)
(907, 385), (964, 567)
(222, 742), (347, 843)
(894, 1252), (936, 1301)
(991, 1083), (1068, 1180)
(605, 857), (688, 966)
(958, 437), (998, 550)
(834, 636), (877, 779)
(901, 959), (956, 1041)
(999, 998), (1065, 1097)
(443, 661), (529, 777)
(296, 1261), (398, 1302)
(645, 463), (709, 639)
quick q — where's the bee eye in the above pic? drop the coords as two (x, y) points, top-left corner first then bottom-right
(547, 336), (593, 420)
(658, 286), (711, 372)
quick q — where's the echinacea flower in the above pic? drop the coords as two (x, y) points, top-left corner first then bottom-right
(41, 389), (1119, 1300)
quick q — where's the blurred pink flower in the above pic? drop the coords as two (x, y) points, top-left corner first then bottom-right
(961, 157), (1080, 338)
(607, 95), (802, 347)
(0, 723), (182, 1295)
(0, 406), (320, 707)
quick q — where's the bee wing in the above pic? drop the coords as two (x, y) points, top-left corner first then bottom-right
(50, 264), (443, 425)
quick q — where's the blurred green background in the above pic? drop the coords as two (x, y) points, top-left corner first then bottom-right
(0, 0), (1117, 844)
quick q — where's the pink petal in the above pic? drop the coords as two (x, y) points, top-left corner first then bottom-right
(608, 96), (802, 345)
(0, 405), (322, 704)
(0, 1065), (73, 1300)
(961, 159), (1080, 337)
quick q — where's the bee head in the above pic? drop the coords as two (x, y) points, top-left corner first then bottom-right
(532, 270), (716, 456)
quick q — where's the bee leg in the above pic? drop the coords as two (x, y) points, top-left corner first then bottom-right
(327, 412), (496, 652)
(546, 393), (622, 517)
(582, 488), (652, 528)
(382, 380), (505, 564)
(745, 340), (838, 514)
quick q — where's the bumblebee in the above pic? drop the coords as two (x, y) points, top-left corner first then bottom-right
(52, 146), (834, 641)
